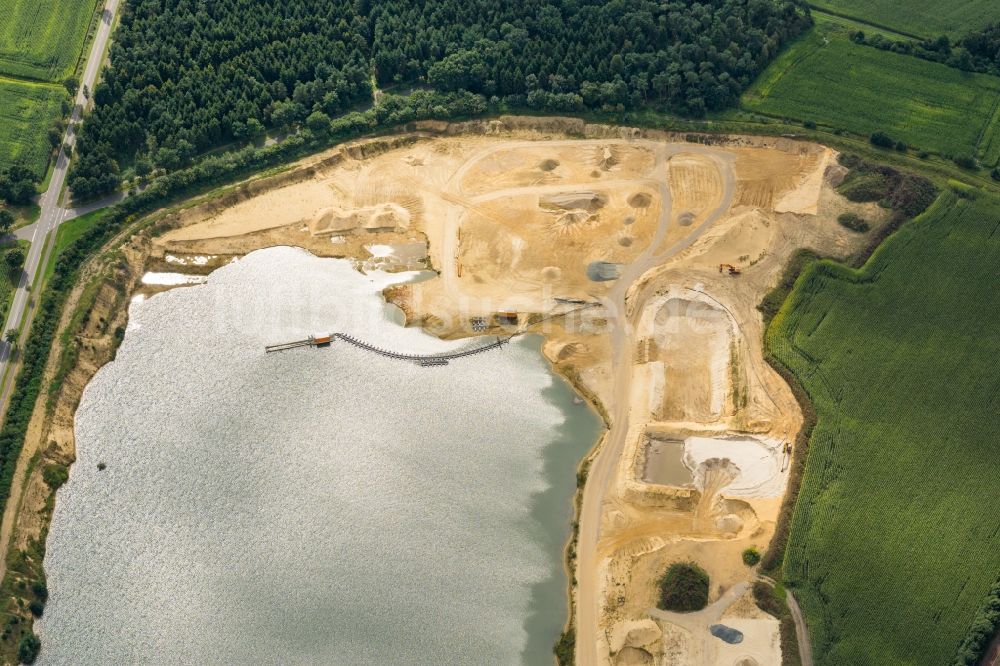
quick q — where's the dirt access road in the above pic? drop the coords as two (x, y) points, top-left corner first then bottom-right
(572, 141), (737, 666)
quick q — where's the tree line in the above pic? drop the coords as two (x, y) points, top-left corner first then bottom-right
(68, 0), (812, 200)
(850, 22), (1000, 77)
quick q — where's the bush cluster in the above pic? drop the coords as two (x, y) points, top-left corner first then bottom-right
(553, 627), (574, 666)
(16, 632), (39, 664)
(837, 212), (870, 233)
(751, 582), (801, 665)
(742, 547), (762, 566)
(658, 562), (709, 612)
(41, 465), (68, 490)
(836, 154), (938, 220)
(0, 166), (38, 207)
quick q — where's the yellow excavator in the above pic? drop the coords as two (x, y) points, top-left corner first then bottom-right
(719, 263), (741, 276)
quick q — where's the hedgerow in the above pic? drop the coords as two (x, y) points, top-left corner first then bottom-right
(951, 577), (1000, 666)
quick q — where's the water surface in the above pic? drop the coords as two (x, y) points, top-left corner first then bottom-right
(38, 247), (600, 665)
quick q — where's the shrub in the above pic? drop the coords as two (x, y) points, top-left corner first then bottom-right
(30, 581), (46, 603)
(918, 150), (930, 159)
(758, 249), (820, 325)
(870, 131), (894, 148)
(895, 140), (907, 152)
(42, 465), (68, 490)
(953, 154), (978, 169)
(742, 547), (762, 566)
(5, 249), (25, 271)
(888, 173), (939, 217)
(837, 213), (870, 232)
(27, 601), (43, 618)
(837, 153), (862, 169)
(836, 158), (937, 221)
(751, 582), (801, 662)
(752, 582), (783, 616)
(553, 628), (574, 666)
(658, 562), (709, 612)
(17, 632), (39, 664)
(839, 172), (890, 202)
(803, 120), (817, 129)
(991, 167), (1000, 181)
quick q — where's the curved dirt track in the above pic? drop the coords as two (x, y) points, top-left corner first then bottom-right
(573, 142), (736, 666)
(784, 588), (814, 666)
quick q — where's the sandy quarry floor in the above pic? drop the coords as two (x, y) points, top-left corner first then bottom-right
(146, 118), (883, 666)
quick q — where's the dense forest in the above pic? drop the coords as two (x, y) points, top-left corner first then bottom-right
(370, 0), (811, 111)
(69, 0), (812, 198)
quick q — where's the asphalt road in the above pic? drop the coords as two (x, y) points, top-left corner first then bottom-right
(0, 0), (121, 399)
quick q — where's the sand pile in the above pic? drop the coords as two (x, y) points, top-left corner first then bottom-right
(539, 191), (608, 212)
(311, 203), (410, 235)
(684, 436), (786, 498)
(610, 618), (662, 653)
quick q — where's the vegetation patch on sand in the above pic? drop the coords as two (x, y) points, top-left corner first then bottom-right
(42, 208), (111, 284)
(752, 581), (801, 666)
(658, 562), (709, 613)
(768, 191), (1000, 665)
(742, 18), (1000, 164)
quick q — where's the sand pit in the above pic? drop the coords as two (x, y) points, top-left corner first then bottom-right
(628, 192), (653, 208)
(312, 202), (411, 235)
(636, 294), (733, 423)
(681, 209), (775, 272)
(137, 125), (864, 666)
(540, 190), (609, 212)
(775, 148), (832, 215)
(668, 153), (723, 226)
(166, 179), (341, 241)
(458, 143), (657, 194)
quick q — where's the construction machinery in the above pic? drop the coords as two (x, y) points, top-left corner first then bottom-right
(719, 263), (741, 276)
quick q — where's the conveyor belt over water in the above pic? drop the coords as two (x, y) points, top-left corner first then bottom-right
(265, 333), (510, 366)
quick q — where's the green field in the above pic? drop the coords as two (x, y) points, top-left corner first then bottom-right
(770, 191), (1000, 665)
(0, 79), (66, 177)
(743, 20), (1000, 165)
(811, 0), (1000, 39)
(0, 0), (98, 82)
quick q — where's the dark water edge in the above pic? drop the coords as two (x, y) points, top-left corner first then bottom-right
(518, 334), (603, 665)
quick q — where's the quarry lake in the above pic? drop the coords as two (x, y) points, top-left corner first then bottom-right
(37, 247), (601, 665)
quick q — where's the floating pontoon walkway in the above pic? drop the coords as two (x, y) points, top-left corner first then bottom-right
(265, 333), (510, 366)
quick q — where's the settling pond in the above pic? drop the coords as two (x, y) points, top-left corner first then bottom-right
(37, 246), (601, 665)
